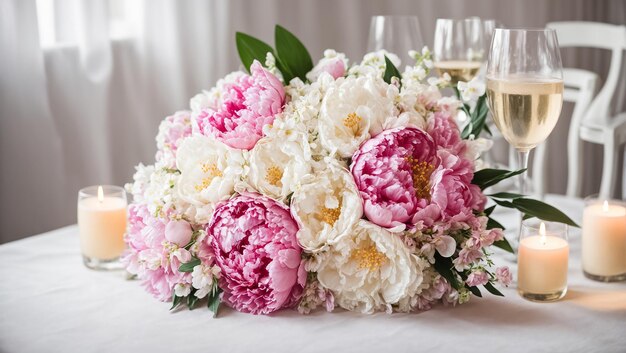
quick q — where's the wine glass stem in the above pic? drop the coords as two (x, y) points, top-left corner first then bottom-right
(518, 150), (530, 195)
(517, 149), (530, 247)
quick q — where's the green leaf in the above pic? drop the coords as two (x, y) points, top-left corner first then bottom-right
(433, 253), (461, 290)
(472, 168), (526, 190)
(486, 217), (505, 231)
(484, 282), (505, 296)
(483, 205), (496, 217)
(473, 168), (526, 190)
(461, 95), (489, 139)
(467, 285), (482, 297)
(187, 294), (198, 310)
(492, 198), (515, 209)
(235, 32), (274, 73)
(511, 198), (579, 227)
(170, 294), (182, 311)
(178, 257), (201, 273)
(207, 284), (222, 318)
(488, 192), (524, 199)
(383, 55), (402, 87)
(492, 238), (514, 254)
(274, 25), (313, 82)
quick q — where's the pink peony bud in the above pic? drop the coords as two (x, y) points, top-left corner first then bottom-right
(165, 220), (193, 246)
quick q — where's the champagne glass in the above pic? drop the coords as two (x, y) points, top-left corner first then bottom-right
(433, 18), (485, 84)
(367, 16), (424, 65)
(486, 28), (564, 242)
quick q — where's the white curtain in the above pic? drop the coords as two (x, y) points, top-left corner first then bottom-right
(1, 0), (625, 243)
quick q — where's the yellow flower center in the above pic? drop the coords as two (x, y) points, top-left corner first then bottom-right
(343, 112), (362, 133)
(265, 165), (283, 186)
(406, 156), (435, 200)
(320, 205), (341, 226)
(195, 163), (223, 191)
(351, 245), (387, 271)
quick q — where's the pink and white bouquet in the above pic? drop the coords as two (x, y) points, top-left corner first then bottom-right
(123, 25), (576, 316)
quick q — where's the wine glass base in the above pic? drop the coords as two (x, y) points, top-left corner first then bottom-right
(83, 255), (124, 271)
(583, 271), (626, 283)
(518, 288), (567, 302)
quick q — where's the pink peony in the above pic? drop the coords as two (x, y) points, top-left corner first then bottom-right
(466, 270), (489, 287)
(208, 193), (306, 315)
(495, 266), (512, 286)
(430, 150), (486, 222)
(308, 57), (346, 80)
(196, 61), (285, 150)
(350, 127), (439, 230)
(155, 110), (193, 168)
(427, 111), (466, 155)
(122, 204), (193, 301)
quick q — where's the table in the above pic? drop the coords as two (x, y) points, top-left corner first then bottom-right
(1, 195), (625, 353)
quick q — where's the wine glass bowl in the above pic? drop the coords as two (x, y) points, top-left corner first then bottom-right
(433, 18), (485, 84)
(486, 28), (564, 153)
(367, 16), (423, 66)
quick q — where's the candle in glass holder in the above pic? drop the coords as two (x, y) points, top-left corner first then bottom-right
(518, 221), (569, 302)
(77, 185), (127, 270)
(582, 198), (626, 282)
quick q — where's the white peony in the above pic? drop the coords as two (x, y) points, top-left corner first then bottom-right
(247, 134), (313, 200)
(176, 136), (246, 218)
(318, 75), (397, 158)
(317, 220), (425, 314)
(291, 160), (362, 252)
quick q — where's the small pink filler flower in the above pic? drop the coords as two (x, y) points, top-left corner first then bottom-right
(196, 61), (285, 150)
(208, 194), (306, 315)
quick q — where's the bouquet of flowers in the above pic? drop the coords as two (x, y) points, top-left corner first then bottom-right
(123, 25), (576, 316)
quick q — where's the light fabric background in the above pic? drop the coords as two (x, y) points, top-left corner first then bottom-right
(1, 0), (625, 243)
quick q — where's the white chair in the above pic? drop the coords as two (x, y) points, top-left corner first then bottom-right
(546, 21), (626, 199)
(532, 68), (598, 197)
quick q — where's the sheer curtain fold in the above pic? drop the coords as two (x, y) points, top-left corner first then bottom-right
(1, 0), (625, 243)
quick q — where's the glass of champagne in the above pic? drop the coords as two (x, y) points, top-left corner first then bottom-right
(367, 16), (424, 65)
(486, 28), (564, 241)
(433, 18), (484, 84)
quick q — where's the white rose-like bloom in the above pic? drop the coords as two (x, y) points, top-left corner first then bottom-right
(317, 220), (425, 314)
(176, 136), (246, 212)
(291, 161), (362, 252)
(248, 134), (312, 200)
(318, 75), (397, 158)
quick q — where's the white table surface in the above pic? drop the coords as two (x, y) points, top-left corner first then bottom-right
(1, 195), (625, 353)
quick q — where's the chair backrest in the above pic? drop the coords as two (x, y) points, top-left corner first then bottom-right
(547, 21), (626, 126)
(532, 68), (598, 197)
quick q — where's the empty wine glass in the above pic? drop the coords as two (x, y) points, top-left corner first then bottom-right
(367, 15), (424, 65)
(433, 18), (485, 84)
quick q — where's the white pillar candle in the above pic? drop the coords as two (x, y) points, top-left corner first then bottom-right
(518, 222), (569, 300)
(77, 186), (127, 262)
(582, 200), (626, 281)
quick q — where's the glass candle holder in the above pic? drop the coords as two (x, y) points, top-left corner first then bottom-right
(582, 196), (626, 282)
(518, 219), (569, 302)
(77, 185), (127, 270)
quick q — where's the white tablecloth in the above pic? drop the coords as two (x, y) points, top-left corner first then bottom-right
(1, 195), (625, 353)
